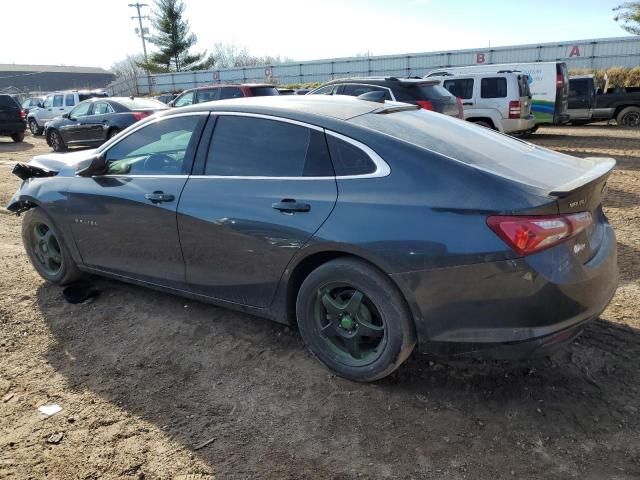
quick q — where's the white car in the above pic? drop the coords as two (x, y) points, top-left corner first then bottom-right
(27, 90), (107, 136)
(430, 71), (536, 135)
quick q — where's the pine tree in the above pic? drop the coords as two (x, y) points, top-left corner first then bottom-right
(614, 2), (640, 35)
(142, 0), (207, 72)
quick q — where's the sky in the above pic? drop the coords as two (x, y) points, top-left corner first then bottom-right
(0, 0), (634, 70)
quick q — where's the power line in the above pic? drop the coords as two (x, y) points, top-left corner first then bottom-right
(128, 3), (150, 66)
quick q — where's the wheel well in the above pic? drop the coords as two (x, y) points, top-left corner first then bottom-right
(285, 251), (405, 327)
(468, 117), (496, 129)
(614, 105), (637, 119)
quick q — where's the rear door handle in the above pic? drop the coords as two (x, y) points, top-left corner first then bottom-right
(462, 102), (473, 106)
(145, 191), (175, 203)
(272, 198), (310, 213)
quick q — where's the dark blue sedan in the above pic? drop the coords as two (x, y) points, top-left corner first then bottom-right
(45, 97), (168, 152)
(8, 95), (618, 381)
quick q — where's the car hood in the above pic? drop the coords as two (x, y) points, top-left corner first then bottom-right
(30, 148), (99, 177)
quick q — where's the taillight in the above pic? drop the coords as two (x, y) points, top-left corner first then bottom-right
(19, 109), (26, 119)
(556, 73), (564, 89)
(416, 100), (433, 110)
(132, 111), (151, 121)
(456, 97), (464, 119)
(487, 212), (592, 256)
(508, 100), (521, 119)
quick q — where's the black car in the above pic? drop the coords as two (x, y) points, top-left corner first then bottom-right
(9, 96), (617, 382)
(308, 77), (463, 118)
(0, 94), (27, 142)
(45, 97), (168, 151)
(171, 84), (279, 107)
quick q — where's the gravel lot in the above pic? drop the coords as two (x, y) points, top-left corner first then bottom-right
(0, 126), (639, 480)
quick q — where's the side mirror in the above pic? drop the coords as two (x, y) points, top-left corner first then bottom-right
(62, 113), (70, 119)
(37, 102), (44, 108)
(77, 154), (108, 177)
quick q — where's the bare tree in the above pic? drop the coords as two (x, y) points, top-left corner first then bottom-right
(110, 55), (146, 95)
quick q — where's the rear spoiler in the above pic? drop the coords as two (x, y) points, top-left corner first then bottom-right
(548, 157), (616, 197)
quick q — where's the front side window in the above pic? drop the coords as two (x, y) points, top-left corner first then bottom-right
(69, 101), (92, 118)
(65, 94), (76, 107)
(53, 95), (64, 107)
(105, 115), (202, 175)
(220, 87), (243, 100)
(480, 78), (507, 98)
(205, 116), (333, 177)
(443, 79), (474, 100)
(174, 91), (194, 107)
(43, 96), (53, 108)
(342, 84), (392, 100)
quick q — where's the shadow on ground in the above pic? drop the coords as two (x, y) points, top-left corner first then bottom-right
(0, 141), (34, 152)
(37, 276), (640, 479)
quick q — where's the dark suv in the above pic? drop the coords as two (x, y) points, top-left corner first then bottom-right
(308, 77), (463, 118)
(0, 95), (27, 142)
(171, 84), (279, 107)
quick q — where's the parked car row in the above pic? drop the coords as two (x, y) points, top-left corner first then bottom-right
(27, 90), (108, 136)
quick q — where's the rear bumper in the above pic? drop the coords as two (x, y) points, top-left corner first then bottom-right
(0, 120), (27, 135)
(391, 223), (618, 359)
(502, 115), (536, 133)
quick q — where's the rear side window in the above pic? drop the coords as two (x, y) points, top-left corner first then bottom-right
(65, 94), (75, 107)
(220, 87), (243, 99)
(205, 116), (333, 177)
(415, 85), (454, 100)
(0, 95), (18, 108)
(326, 135), (376, 176)
(481, 78), (507, 98)
(249, 86), (279, 96)
(310, 85), (338, 95)
(342, 84), (392, 100)
(443, 79), (474, 99)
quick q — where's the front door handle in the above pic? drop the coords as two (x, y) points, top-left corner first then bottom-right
(462, 102), (473, 106)
(145, 191), (175, 203)
(272, 198), (310, 213)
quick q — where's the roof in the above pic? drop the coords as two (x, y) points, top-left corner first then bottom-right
(0, 64), (112, 75)
(172, 95), (385, 121)
(323, 77), (439, 87)
(185, 83), (275, 91)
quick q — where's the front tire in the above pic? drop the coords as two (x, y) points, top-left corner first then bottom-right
(48, 129), (67, 152)
(296, 258), (416, 382)
(11, 132), (25, 142)
(616, 107), (640, 127)
(22, 208), (83, 285)
(29, 118), (43, 136)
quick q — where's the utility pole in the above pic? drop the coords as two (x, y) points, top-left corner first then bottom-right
(129, 2), (150, 95)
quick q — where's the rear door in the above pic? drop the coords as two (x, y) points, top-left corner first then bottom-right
(177, 113), (338, 307)
(443, 78), (475, 114)
(568, 78), (594, 121)
(480, 76), (509, 119)
(67, 113), (208, 287)
(40, 94), (65, 123)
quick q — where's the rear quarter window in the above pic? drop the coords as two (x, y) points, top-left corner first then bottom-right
(327, 135), (376, 176)
(249, 86), (279, 96)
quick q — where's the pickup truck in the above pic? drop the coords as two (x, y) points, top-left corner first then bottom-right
(568, 75), (640, 127)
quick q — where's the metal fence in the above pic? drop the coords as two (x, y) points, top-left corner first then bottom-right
(106, 36), (640, 96)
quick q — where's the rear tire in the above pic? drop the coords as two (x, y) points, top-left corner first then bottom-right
(296, 258), (416, 382)
(11, 132), (25, 142)
(29, 118), (43, 136)
(48, 129), (67, 152)
(616, 107), (640, 127)
(22, 207), (83, 285)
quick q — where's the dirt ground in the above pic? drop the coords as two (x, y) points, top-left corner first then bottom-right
(0, 126), (639, 480)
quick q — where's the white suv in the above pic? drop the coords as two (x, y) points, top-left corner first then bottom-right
(433, 72), (536, 135)
(27, 90), (107, 135)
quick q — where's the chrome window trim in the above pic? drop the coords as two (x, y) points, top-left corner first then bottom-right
(97, 111), (209, 154)
(97, 111), (391, 181)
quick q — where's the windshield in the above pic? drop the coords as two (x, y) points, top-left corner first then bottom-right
(350, 109), (603, 192)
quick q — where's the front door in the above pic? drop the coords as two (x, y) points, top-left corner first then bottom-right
(67, 113), (208, 287)
(82, 101), (114, 143)
(178, 114), (338, 307)
(59, 100), (93, 144)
